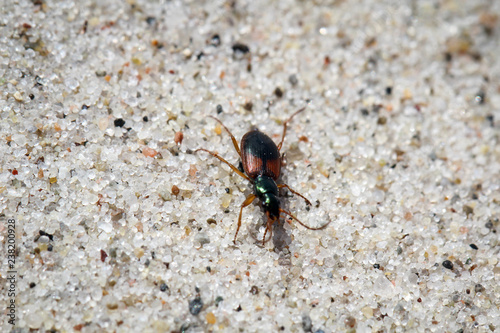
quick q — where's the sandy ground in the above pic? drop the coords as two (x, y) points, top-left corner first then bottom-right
(1, 0), (499, 332)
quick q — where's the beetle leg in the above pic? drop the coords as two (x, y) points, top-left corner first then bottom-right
(208, 116), (241, 156)
(195, 148), (252, 182)
(279, 208), (330, 230)
(278, 183), (312, 206)
(277, 107), (306, 151)
(262, 216), (277, 246)
(234, 194), (257, 244)
(247, 223), (272, 245)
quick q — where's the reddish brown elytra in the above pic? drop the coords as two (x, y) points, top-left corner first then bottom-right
(196, 107), (330, 245)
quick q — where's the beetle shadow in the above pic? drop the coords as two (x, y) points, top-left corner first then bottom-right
(271, 182), (295, 252)
(271, 217), (291, 253)
(247, 200), (291, 252)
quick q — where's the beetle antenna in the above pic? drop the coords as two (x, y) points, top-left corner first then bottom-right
(279, 209), (330, 230)
(285, 107), (307, 124)
(278, 107), (306, 151)
(208, 116), (241, 156)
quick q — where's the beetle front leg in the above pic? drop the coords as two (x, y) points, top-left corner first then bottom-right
(195, 148), (252, 182)
(234, 194), (256, 244)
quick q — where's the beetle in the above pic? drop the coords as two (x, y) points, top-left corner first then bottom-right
(195, 107), (329, 245)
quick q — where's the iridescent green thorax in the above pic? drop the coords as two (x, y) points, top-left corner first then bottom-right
(254, 175), (280, 219)
(254, 175), (278, 197)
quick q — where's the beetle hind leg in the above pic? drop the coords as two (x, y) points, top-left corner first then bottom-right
(280, 208), (330, 230)
(277, 183), (312, 206)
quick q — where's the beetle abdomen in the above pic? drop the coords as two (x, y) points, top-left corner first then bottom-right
(241, 130), (281, 180)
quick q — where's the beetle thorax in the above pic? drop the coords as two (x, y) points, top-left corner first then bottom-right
(254, 176), (280, 220)
(254, 175), (278, 197)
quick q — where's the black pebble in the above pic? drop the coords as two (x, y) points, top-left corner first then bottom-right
(469, 244), (478, 250)
(39, 230), (54, 241)
(216, 104), (223, 114)
(29, 282), (36, 288)
(143, 116), (148, 122)
(302, 314), (313, 332)
(486, 114), (494, 126)
(274, 87), (283, 98)
(114, 118), (125, 127)
(442, 260), (453, 270)
(189, 296), (203, 315)
(250, 286), (259, 295)
(385, 86), (392, 95)
(160, 283), (168, 292)
(243, 102), (253, 111)
(211, 34), (220, 47)
(232, 43), (250, 54)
